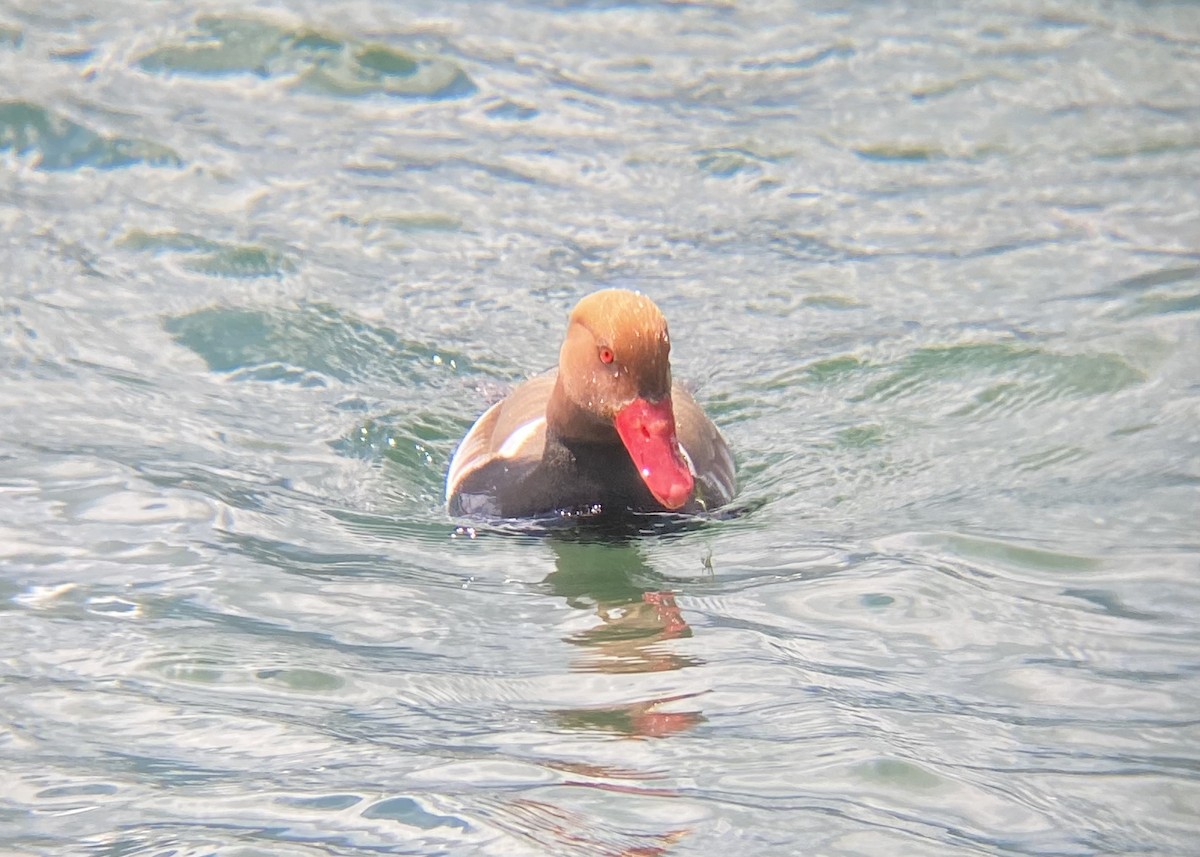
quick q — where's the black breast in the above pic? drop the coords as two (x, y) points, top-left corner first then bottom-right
(448, 434), (666, 519)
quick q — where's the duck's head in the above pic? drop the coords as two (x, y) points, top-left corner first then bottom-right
(552, 288), (694, 510)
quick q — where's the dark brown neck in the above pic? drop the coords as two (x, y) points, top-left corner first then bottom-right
(545, 375), (621, 447)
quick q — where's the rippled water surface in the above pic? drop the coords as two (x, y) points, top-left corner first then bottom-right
(3, 1), (1199, 854)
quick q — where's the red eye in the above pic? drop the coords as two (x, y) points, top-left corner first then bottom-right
(598, 346), (615, 365)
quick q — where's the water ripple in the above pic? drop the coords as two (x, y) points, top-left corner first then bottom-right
(2, 0), (1199, 855)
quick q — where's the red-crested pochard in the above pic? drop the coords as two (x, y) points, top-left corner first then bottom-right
(446, 289), (735, 519)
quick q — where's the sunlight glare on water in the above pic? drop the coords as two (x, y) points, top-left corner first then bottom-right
(1, 0), (1199, 855)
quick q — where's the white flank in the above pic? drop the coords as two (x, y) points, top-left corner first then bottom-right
(497, 417), (546, 458)
(446, 411), (546, 500)
(677, 442), (696, 476)
(445, 401), (500, 496)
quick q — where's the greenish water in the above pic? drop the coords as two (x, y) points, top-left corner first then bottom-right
(2, 1), (1199, 855)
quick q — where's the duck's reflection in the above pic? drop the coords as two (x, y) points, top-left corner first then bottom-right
(544, 535), (706, 738)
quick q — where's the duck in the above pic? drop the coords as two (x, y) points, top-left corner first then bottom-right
(446, 288), (735, 519)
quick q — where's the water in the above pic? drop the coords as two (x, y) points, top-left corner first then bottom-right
(2, 0), (1199, 854)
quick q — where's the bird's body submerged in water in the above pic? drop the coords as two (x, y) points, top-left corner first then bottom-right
(446, 289), (735, 519)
